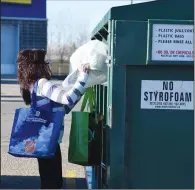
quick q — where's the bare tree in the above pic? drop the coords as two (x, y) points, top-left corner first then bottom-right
(46, 31), (55, 60)
(75, 23), (90, 47)
(57, 32), (67, 64)
(65, 43), (77, 58)
(47, 11), (90, 76)
(52, 28), (89, 63)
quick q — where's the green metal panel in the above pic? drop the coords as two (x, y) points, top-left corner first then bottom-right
(95, 85), (99, 112)
(102, 86), (107, 119)
(89, 20), (112, 189)
(124, 65), (194, 189)
(90, 1), (194, 188)
(113, 20), (194, 189)
(108, 20), (148, 188)
(107, 19), (127, 188)
(111, 0), (193, 21)
(91, 0), (193, 38)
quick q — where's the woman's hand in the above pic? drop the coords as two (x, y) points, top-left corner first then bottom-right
(78, 63), (90, 73)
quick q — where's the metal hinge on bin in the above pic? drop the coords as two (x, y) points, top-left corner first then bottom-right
(101, 162), (106, 170)
(106, 56), (112, 65)
(108, 105), (112, 127)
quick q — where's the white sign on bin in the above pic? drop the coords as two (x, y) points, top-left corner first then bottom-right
(151, 24), (194, 61)
(141, 80), (193, 110)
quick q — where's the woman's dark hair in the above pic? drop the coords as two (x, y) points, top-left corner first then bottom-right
(17, 49), (52, 105)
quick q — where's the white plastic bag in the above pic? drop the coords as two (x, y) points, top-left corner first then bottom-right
(62, 40), (108, 91)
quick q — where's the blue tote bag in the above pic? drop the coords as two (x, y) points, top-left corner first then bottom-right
(8, 81), (65, 158)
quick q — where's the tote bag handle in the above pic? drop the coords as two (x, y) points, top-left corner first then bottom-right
(31, 81), (38, 109)
(80, 87), (96, 113)
(31, 80), (54, 111)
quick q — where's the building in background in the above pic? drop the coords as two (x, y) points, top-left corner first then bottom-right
(1, 0), (47, 77)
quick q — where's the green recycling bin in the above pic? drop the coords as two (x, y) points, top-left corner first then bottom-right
(85, 0), (194, 189)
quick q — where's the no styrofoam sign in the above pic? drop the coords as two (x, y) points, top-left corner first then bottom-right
(141, 80), (193, 110)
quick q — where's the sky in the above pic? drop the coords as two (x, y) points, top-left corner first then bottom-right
(46, 0), (154, 44)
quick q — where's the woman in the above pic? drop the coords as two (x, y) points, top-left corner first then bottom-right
(17, 49), (89, 189)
